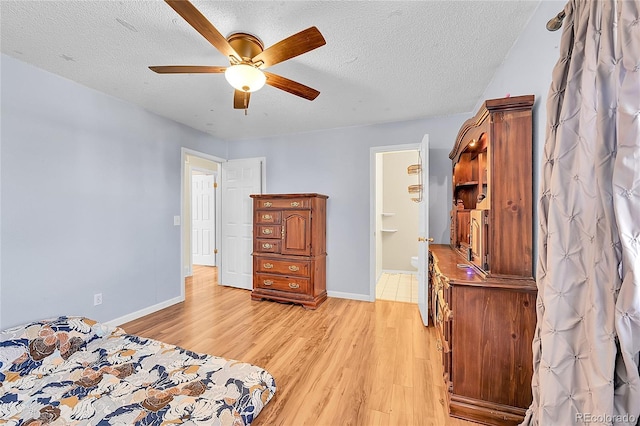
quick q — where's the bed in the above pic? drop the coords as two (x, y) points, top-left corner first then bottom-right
(0, 316), (276, 425)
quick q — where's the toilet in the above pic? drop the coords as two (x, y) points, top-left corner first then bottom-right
(410, 256), (419, 269)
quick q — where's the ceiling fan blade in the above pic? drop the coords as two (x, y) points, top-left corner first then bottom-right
(263, 71), (320, 101)
(165, 0), (240, 62)
(149, 65), (226, 74)
(252, 27), (326, 69)
(234, 90), (250, 109)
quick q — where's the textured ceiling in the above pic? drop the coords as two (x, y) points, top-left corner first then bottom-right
(1, 1), (540, 141)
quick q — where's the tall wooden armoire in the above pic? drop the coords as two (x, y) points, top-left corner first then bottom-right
(250, 193), (327, 309)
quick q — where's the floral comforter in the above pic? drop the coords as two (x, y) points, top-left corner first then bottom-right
(0, 317), (276, 425)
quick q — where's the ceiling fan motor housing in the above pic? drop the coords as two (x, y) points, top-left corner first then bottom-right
(227, 33), (264, 63)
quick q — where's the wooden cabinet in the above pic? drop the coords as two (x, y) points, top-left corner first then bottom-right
(432, 95), (538, 425)
(250, 194), (327, 309)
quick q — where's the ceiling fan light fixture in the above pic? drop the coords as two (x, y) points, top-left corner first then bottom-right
(224, 64), (266, 92)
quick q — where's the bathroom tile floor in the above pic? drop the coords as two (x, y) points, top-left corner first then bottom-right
(376, 272), (418, 303)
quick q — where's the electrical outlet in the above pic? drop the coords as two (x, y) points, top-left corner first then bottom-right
(94, 293), (102, 306)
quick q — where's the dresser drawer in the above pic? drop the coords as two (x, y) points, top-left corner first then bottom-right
(255, 274), (309, 294)
(256, 225), (281, 239)
(256, 198), (310, 209)
(255, 211), (281, 224)
(255, 239), (281, 254)
(255, 257), (309, 277)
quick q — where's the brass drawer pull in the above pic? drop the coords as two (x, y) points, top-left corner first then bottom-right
(263, 202), (272, 207)
(288, 265), (300, 272)
(263, 263), (274, 269)
(291, 201), (300, 207)
(262, 228), (273, 235)
(262, 243), (273, 249)
(262, 214), (273, 220)
(288, 283), (300, 289)
(263, 280), (273, 286)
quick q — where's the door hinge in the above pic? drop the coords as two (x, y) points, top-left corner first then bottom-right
(214, 249), (218, 254)
(213, 182), (218, 188)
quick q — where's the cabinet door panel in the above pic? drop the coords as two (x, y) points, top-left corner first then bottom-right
(282, 210), (311, 256)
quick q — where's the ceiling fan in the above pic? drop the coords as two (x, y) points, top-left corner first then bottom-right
(149, 0), (326, 113)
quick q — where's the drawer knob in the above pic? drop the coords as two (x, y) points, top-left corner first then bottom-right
(288, 283), (300, 289)
(262, 214), (273, 220)
(262, 243), (273, 249)
(262, 228), (273, 235)
(263, 263), (274, 269)
(291, 201), (300, 207)
(263, 280), (273, 286)
(263, 202), (272, 207)
(288, 265), (300, 272)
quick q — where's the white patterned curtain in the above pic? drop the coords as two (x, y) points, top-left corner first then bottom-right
(523, 1), (640, 425)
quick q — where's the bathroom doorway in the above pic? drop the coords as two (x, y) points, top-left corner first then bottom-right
(372, 147), (420, 303)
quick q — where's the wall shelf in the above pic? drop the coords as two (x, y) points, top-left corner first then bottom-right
(408, 184), (423, 194)
(380, 229), (398, 233)
(381, 212), (396, 217)
(408, 156), (423, 203)
(407, 164), (421, 175)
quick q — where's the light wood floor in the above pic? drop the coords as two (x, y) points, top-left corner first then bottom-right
(122, 265), (478, 426)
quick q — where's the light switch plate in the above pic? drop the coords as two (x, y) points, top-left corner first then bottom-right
(173, 216), (180, 226)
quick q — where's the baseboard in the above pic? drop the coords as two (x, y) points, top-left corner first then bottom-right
(105, 295), (184, 327)
(327, 291), (374, 302)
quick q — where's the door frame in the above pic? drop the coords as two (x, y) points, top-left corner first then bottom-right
(369, 143), (421, 302)
(180, 148), (225, 299)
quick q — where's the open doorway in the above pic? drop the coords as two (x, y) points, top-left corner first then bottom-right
(373, 148), (420, 303)
(370, 136), (430, 325)
(181, 149), (224, 282)
(191, 168), (217, 267)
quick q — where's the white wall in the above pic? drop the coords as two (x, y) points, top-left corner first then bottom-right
(476, 0), (564, 274)
(225, 1), (563, 299)
(227, 114), (466, 298)
(382, 150), (419, 271)
(0, 1), (564, 320)
(0, 54), (227, 329)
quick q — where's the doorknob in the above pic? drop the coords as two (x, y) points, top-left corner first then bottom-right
(418, 237), (434, 242)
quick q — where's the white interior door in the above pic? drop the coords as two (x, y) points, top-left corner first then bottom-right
(417, 135), (430, 326)
(192, 172), (216, 266)
(220, 158), (264, 289)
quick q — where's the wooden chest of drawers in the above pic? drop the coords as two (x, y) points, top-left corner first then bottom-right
(250, 194), (327, 309)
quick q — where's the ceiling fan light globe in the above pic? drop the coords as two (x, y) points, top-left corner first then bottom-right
(224, 64), (266, 92)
